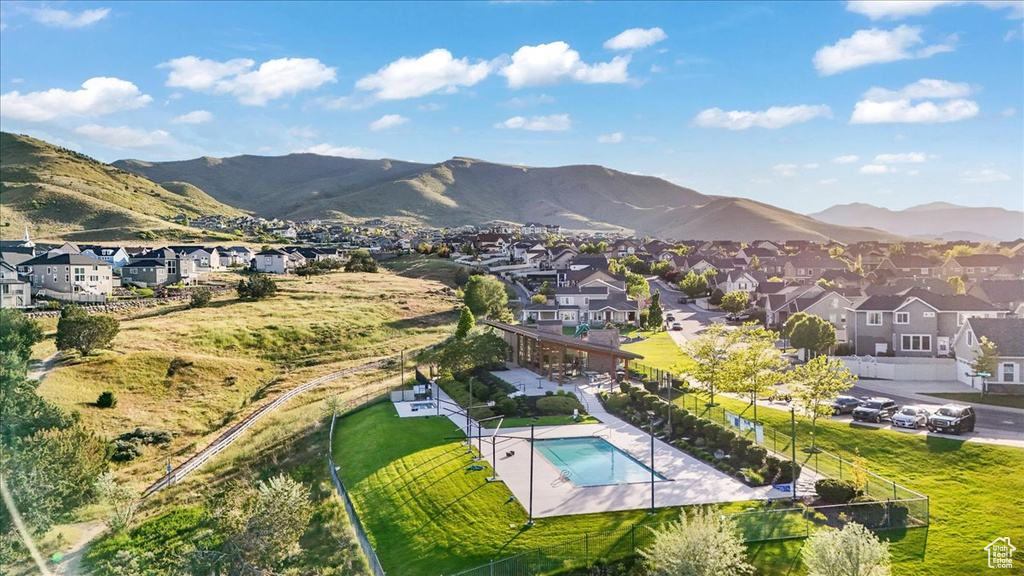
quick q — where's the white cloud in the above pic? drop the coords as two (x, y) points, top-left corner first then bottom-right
(73, 124), (174, 148)
(863, 78), (972, 101)
(287, 126), (318, 139)
(171, 110), (213, 124)
(604, 27), (668, 51)
(494, 114), (572, 131)
(960, 169), (1010, 183)
(851, 98), (978, 124)
(417, 102), (444, 112)
(851, 79), (979, 124)
(874, 152), (930, 163)
(160, 56), (336, 105)
(832, 154), (860, 164)
(860, 164), (895, 174)
(819, 178), (839, 185)
(846, 1), (1024, 20)
(500, 42), (630, 88)
(355, 49), (490, 100)
(369, 114), (409, 131)
(28, 7), (110, 28)
(773, 164), (799, 178)
(1002, 107), (1017, 117)
(0, 77), (152, 121)
(804, 163), (820, 169)
(693, 104), (832, 130)
(498, 94), (556, 108)
(813, 25), (955, 76)
(597, 132), (625, 143)
(301, 143), (382, 159)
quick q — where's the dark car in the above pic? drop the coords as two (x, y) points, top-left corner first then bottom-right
(927, 404), (976, 434)
(852, 397), (899, 423)
(678, 296), (691, 304)
(830, 395), (864, 414)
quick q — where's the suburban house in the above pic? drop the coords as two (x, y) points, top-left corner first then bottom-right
(120, 259), (169, 287)
(17, 252), (113, 302)
(79, 245), (130, 269)
(849, 289), (1004, 357)
(778, 256), (849, 283)
(937, 254), (1011, 281)
(0, 260), (32, 308)
(475, 234), (510, 255)
(170, 246), (223, 274)
(522, 283), (639, 327)
(217, 246), (256, 267)
(874, 255), (936, 278)
(253, 249), (302, 274)
(953, 317), (1024, 389)
(130, 248), (199, 285)
(968, 280), (1024, 315)
(709, 270), (761, 295)
(761, 285), (856, 341)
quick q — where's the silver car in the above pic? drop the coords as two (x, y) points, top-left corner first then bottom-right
(891, 406), (930, 429)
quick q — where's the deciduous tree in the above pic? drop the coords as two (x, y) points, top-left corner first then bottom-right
(784, 312), (836, 360)
(55, 305), (120, 356)
(724, 327), (786, 424)
(680, 323), (738, 407)
(0, 309), (42, 362)
(791, 356), (857, 452)
(641, 507), (753, 576)
(720, 291), (749, 315)
(463, 275), (509, 318)
(802, 522), (891, 576)
(678, 271), (708, 299)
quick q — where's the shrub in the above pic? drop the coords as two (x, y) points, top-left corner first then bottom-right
(744, 445), (768, 469)
(189, 287), (212, 308)
(618, 382), (632, 394)
(815, 478), (861, 504)
(237, 274), (277, 300)
(850, 496), (887, 528)
(111, 439), (142, 462)
(604, 394), (632, 414)
(642, 379), (659, 393)
(536, 395), (584, 415)
(96, 391), (117, 408)
(774, 461), (802, 484)
(642, 394), (660, 411)
(741, 468), (765, 486)
(888, 502), (910, 527)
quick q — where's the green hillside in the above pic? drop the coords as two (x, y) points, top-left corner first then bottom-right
(0, 132), (246, 242)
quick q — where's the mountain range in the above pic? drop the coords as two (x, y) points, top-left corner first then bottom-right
(810, 202), (1024, 242)
(112, 152), (903, 242)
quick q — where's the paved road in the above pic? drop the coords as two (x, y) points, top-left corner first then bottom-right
(845, 383), (1024, 437)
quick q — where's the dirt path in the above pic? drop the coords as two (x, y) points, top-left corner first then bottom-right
(50, 521), (106, 576)
(28, 352), (61, 382)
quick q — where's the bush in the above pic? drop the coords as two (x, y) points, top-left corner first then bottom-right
(774, 461), (802, 484)
(709, 288), (725, 306)
(96, 391), (117, 409)
(815, 478), (861, 504)
(189, 287), (212, 308)
(237, 274), (277, 300)
(850, 496), (887, 528)
(604, 394), (632, 414)
(743, 445), (767, 469)
(888, 502), (910, 527)
(56, 305), (120, 355)
(536, 395), (584, 415)
(741, 468), (765, 485)
(111, 440), (142, 462)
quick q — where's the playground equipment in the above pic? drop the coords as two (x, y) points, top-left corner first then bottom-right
(572, 323), (590, 338)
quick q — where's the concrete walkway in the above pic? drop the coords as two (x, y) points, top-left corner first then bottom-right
(425, 370), (801, 518)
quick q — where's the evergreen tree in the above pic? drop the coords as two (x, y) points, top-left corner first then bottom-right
(455, 306), (475, 339)
(647, 290), (664, 330)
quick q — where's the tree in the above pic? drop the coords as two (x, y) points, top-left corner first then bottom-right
(344, 250), (378, 273)
(708, 288), (725, 307)
(647, 290), (664, 331)
(802, 522), (891, 576)
(720, 291), (749, 315)
(432, 333), (510, 379)
(888, 243), (905, 256)
(944, 244), (974, 260)
(971, 336), (999, 392)
(640, 508), (753, 576)
(530, 294), (547, 305)
(0, 309), (43, 363)
(455, 306), (475, 339)
(56, 305), (120, 356)
(947, 275), (966, 295)
(784, 312), (836, 360)
(725, 327), (787, 424)
(95, 473), (139, 533)
(849, 254), (865, 276)
(236, 274), (278, 300)
(625, 272), (650, 300)
(96, 390), (117, 408)
(815, 278), (835, 289)
(678, 271), (708, 299)
(189, 287), (212, 308)
(463, 275), (509, 318)
(201, 475), (314, 574)
(749, 254), (761, 270)
(0, 351), (75, 448)
(791, 356), (857, 451)
(680, 323), (738, 407)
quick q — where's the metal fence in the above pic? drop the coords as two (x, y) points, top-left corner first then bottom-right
(448, 498), (928, 576)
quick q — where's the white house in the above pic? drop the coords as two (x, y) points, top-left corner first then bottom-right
(254, 249), (292, 274)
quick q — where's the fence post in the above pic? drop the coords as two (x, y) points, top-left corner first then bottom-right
(631, 524), (636, 552)
(839, 457), (842, 480)
(892, 480), (897, 500)
(585, 533), (589, 566)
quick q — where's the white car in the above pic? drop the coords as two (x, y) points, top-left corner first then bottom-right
(671, 322), (683, 331)
(891, 406), (930, 429)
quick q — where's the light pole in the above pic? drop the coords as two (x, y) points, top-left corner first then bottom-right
(790, 405), (798, 501)
(649, 411), (656, 514)
(527, 417), (538, 527)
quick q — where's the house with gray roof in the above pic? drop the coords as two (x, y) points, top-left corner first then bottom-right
(953, 317), (1024, 389)
(968, 280), (1024, 316)
(0, 260), (31, 308)
(17, 252), (113, 302)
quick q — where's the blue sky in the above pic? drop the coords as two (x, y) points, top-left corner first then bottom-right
(1, 1), (1022, 214)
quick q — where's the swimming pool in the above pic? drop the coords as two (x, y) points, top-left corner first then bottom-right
(534, 437), (666, 487)
(410, 402), (434, 411)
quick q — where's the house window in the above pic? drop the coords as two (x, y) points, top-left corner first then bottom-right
(920, 268), (929, 274)
(832, 298), (839, 307)
(841, 314), (847, 323)
(923, 311), (935, 318)
(901, 334), (931, 351)
(966, 330), (974, 346)
(829, 314), (837, 323)
(895, 312), (909, 324)
(1003, 363), (1016, 382)
(74, 267), (85, 282)
(867, 312), (882, 326)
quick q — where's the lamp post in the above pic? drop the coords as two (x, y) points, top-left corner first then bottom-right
(649, 411), (656, 514)
(527, 417), (538, 527)
(790, 405), (798, 501)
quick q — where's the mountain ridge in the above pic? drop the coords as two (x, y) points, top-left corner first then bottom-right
(810, 202), (1024, 242)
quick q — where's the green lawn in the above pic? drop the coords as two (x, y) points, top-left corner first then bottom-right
(621, 331), (694, 373)
(625, 335), (1024, 576)
(480, 414), (601, 428)
(922, 392), (1024, 410)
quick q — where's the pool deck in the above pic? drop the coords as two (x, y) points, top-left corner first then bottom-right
(427, 368), (791, 518)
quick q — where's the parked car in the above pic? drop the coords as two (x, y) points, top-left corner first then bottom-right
(725, 311), (753, 323)
(665, 314), (676, 322)
(829, 395), (864, 414)
(891, 406), (930, 429)
(927, 404), (976, 434)
(852, 397), (899, 423)
(670, 322), (683, 331)
(678, 296), (691, 304)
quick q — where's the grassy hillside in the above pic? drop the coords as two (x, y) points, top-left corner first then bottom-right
(0, 132), (246, 241)
(116, 152), (902, 241)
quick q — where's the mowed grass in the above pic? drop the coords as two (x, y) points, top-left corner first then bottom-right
(621, 330), (694, 373)
(333, 403), (694, 576)
(36, 271), (458, 489)
(624, 335), (1024, 576)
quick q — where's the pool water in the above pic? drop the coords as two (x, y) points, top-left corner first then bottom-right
(534, 437), (666, 487)
(410, 402), (434, 410)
